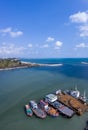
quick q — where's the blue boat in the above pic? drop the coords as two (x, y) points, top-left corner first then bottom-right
(25, 104), (33, 117)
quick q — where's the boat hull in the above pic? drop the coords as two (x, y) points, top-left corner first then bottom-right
(29, 100), (46, 119)
(48, 101), (74, 118)
(32, 108), (46, 119)
(39, 100), (59, 117)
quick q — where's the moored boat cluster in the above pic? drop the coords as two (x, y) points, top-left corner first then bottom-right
(24, 88), (88, 119)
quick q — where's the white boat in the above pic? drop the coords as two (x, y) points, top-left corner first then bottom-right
(65, 86), (88, 103)
(79, 91), (88, 103)
(45, 94), (57, 103)
(65, 85), (80, 98)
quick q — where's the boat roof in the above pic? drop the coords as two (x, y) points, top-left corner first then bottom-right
(30, 100), (38, 109)
(25, 104), (30, 109)
(70, 90), (80, 98)
(45, 94), (57, 102)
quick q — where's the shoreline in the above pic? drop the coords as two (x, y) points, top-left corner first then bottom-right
(0, 65), (28, 71)
(0, 61), (63, 71)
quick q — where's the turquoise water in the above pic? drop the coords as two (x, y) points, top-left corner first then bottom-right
(0, 58), (88, 130)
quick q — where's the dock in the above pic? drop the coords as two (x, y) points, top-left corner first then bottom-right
(56, 91), (88, 115)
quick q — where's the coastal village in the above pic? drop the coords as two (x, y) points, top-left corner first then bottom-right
(25, 87), (88, 120)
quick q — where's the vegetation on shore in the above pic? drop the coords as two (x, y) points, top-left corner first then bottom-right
(0, 58), (39, 69)
(0, 58), (62, 70)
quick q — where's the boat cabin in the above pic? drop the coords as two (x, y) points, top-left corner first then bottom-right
(45, 94), (57, 103)
(30, 101), (38, 109)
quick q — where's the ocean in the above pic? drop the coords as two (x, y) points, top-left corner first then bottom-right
(0, 58), (88, 130)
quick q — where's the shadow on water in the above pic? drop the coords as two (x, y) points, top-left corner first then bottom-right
(31, 64), (88, 80)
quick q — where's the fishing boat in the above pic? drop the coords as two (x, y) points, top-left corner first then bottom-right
(45, 94), (58, 103)
(79, 90), (88, 103)
(29, 100), (46, 119)
(64, 86), (80, 98)
(45, 94), (74, 118)
(51, 101), (74, 118)
(25, 104), (33, 117)
(39, 100), (59, 117)
(64, 87), (88, 103)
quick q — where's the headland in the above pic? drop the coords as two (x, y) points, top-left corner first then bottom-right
(0, 58), (63, 71)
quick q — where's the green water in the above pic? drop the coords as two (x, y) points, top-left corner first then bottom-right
(0, 67), (88, 130)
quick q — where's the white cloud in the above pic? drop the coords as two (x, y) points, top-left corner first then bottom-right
(28, 44), (33, 48)
(0, 27), (23, 38)
(75, 43), (88, 48)
(0, 27), (11, 33)
(69, 11), (88, 37)
(0, 43), (26, 56)
(79, 25), (88, 37)
(55, 41), (63, 47)
(70, 11), (88, 23)
(46, 37), (54, 42)
(42, 44), (49, 48)
(10, 31), (23, 38)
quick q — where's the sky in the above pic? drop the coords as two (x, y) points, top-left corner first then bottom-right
(0, 0), (88, 58)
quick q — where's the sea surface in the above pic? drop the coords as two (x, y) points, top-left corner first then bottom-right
(0, 58), (88, 130)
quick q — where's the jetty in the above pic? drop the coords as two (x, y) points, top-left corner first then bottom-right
(56, 91), (88, 115)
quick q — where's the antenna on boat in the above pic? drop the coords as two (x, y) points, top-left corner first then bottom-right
(83, 90), (86, 98)
(75, 85), (78, 91)
(83, 90), (86, 99)
(82, 90), (87, 102)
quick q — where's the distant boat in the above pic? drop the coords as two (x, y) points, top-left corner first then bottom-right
(25, 104), (33, 117)
(29, 100), (46, 119)
(39, 100), (59, 117)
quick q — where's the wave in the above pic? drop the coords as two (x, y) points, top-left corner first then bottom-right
(21, 61), (63, 67)
(39, 63), (63, 67)
(81, 62), (88, 65)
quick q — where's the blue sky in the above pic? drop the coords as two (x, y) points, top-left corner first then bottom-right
(0, 0), (88, 58)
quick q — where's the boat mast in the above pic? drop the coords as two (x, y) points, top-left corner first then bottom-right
(75, 85), (78, 91)
(83, 90), (86, 99)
